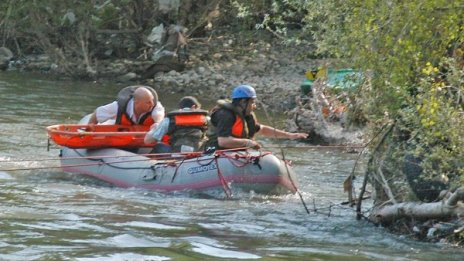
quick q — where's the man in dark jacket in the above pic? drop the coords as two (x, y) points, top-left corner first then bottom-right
(205, 84), (308, 151)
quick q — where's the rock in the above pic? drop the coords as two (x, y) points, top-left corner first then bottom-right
(213, 53), (222, 59)
(147, 24), (165, 44)
(50, 63), (59, 71)
(214, 74), (225, 82)
(196, 66), (206, 74)
(0, 47), (14, 70)
(118, 72), (138, 82)
(142, 58), (185, 79)
(167, 70), (178, 76)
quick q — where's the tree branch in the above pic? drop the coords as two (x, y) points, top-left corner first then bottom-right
(371, 187), (464, 224)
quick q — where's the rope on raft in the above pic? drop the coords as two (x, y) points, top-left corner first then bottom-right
(0, 147), (254, 170)
(30, 143), (366, 163)
(0, 147), (253, 164)
(166, 149), (273, 199)
(1, 148), (277, 201)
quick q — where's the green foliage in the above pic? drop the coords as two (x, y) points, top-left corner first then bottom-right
(230, 0), (308, 45)
(1, 1), (93, 69)
(233, 0), (463, 184)
(0, 0), (156, 76)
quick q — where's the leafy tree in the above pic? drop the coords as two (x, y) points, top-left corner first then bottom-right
(0, 0), (165, 76)
(237, 0), (463, 184)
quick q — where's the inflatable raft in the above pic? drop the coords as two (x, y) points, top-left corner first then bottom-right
(48, 117), (299, 196)
(59, 147), (298, 196)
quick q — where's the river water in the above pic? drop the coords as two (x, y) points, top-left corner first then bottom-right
(0, 72), (463, 260)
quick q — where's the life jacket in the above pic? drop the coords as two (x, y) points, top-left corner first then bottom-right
(115, 86), (158, 126)
(166, 109), (208, 133)
(205, 100), (258, 151)
(166, 109), (209, 152)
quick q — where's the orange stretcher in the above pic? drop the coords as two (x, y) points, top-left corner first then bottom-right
(46, 124), (157, 149)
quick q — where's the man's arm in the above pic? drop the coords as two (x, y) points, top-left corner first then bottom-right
(150, 102), (165, 129)
(144, 118), (169, 144)
(88, 101), (118, 124)
(218, 136), (261, 149)
(258, 125), (308, 139)
(88, 112), (98, 124)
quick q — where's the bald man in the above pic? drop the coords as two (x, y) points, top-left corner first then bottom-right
(88, 86), (165, 128)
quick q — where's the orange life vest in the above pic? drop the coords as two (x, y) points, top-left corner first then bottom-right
(167, 109), (209, 133)
(204, 100), (258, 151)
(230, 115), (247, 138)
(210, 100), (253, 139)
(165, 109), (208, 151)
(118, 113), (154, 126)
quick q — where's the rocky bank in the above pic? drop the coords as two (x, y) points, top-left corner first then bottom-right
(3, 33), (365, 145)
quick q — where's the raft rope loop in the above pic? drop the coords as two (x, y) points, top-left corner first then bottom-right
(259, 100), (311, 215)
(72, 149), (154, 170)
(216, 149), (271, 168)
(214, 155), (232, 199)
(216, 149), (271, 199)
(165, 148), (270, 199)
(170, 157), (187, 183)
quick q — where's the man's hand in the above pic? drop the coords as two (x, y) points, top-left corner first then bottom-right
(289, 132), (309, 140)
(88, 112), (98, 124)
(246, 139), (261, 150)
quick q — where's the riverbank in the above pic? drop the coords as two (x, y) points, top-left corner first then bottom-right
(6, 31), (316, 111)
(4, 30), (365, 145)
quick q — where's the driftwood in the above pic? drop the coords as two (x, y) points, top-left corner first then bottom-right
(142, 25), (188, 79)
(370, 187), (464, 224)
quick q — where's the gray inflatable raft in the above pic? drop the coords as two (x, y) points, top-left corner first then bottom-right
(60, 147), (299, 196)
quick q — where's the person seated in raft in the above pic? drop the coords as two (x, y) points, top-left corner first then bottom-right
(204, 84), (308, 152)
(88, 85), (165, 128)
(144, 96), (209, 153)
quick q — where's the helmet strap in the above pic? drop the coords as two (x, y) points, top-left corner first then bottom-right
(241, 98), (251, 115)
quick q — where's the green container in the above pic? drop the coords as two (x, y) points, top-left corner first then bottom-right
(300, 79), (313, 95)
(300, 68), (363, 95)
(327, 69), (362, 90)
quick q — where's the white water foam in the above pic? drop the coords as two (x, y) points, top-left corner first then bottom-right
(0, 171), (14, 180)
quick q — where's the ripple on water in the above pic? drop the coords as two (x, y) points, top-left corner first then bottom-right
(76, 253), (170, 261)
(191, 242), (261, 259)
(114, 221), (186, 230)
(72, 234), (171, 248)
(184, 237), (261, 259)
(19, 220), (112, 233)
(0, 171), (14, 180)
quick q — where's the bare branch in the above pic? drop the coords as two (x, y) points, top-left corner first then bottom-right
(371, 187), (464, 224)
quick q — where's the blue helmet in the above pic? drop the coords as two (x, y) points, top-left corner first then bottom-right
(231, 85), (257, 99)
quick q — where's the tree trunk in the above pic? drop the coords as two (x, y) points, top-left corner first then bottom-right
(370, 187), (464, 224)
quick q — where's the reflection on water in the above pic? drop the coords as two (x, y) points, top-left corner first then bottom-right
(1, 71), (463, 260)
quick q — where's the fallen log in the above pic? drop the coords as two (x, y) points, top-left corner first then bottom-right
(370, 187), (464, 224)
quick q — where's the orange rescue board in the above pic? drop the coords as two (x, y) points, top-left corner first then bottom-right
(46, 124), (156, 149)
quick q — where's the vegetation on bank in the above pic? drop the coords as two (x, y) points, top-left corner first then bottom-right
(237, 0), (463, 185)
(258, 0), (462, 242)
(0, 0), (223, 76)
(1, 0), (463, 241)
